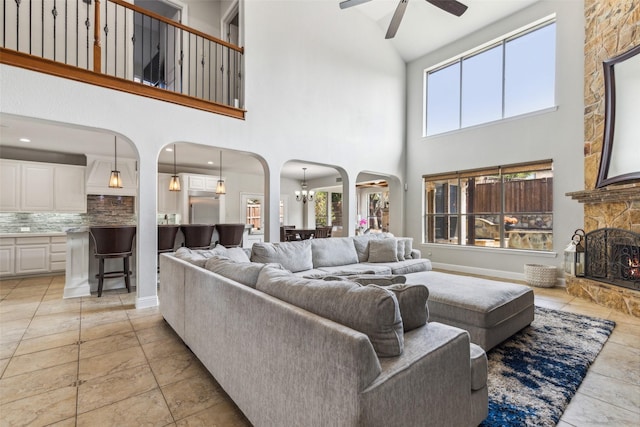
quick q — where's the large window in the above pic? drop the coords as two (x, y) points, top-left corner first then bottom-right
(425, 19), (556, 136)
(315, 191), (343, 227)
(424, 161), (553, 251)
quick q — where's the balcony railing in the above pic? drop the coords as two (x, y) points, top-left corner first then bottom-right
(1, 0), (244, 119)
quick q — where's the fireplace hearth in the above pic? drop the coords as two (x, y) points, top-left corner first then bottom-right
(585, 228), (640, 291)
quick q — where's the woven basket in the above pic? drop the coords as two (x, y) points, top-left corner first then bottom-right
(524, 264), (557, 287)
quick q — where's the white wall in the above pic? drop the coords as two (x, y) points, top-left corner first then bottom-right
(405, 0), (585, 281)
(0, 0), (406, 307)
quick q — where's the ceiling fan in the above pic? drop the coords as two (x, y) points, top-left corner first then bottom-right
(339, 0), (468, 39)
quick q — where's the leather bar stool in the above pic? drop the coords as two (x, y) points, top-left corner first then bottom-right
(89, 226), (137, 297)
(158, 225), (180, 254)
(180, 224), (215, 249)
(215, 223), (246, 248)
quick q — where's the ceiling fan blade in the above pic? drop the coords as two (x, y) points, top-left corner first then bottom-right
(426, 0), (468, 17)
(339, 0), (372, 10)
(385, 0), (409, 39)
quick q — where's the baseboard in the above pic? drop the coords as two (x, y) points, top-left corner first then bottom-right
(136, 295), (159, 309)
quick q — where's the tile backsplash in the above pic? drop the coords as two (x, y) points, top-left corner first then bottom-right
(0, 195), (136, 233)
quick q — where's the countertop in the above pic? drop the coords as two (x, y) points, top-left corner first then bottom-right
(0, 231), (67, 238)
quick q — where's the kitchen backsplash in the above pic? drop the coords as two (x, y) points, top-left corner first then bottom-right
(0, 195), (136, 233)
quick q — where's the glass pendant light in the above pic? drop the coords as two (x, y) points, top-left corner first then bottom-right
(169, 144), (181, 191)
(108, 137), (123, 188)
(215, 150), (226, 195)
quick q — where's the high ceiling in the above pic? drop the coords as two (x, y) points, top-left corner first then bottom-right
(0, 0), (540, 178)
(348, 0), (539, 62)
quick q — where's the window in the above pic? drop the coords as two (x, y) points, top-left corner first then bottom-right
(314, 191), (343, 227)
(425, 19), (556, 136)
(423, 161), (553, 251)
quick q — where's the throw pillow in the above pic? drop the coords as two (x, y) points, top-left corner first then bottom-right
(382, 283), (429, 332)
(204, 256), (269, 288)
(310, 238), (359, 267)
(396, 239), (406, 261)
(250, 240), (313, 273)
(174, 246), (227, 267)
(225, 247), (251, 263)
(367, 238), (398, 263)
(352, 234), (383, 263)
(324, 274), (406, 287)
(257, 266), (404, 357)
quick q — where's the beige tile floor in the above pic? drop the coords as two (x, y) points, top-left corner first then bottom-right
(0, 274), (639, 426)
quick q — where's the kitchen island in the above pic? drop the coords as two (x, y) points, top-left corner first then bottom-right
(63, 226), (137, 298)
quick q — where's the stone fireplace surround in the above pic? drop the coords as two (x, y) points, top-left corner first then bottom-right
(566, 185), (640, 318)
(565, 1), (640, 318)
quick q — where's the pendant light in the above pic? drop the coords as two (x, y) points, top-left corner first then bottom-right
(215, 150), (226, 195)
(295, 167), (314, 203)
(108, 137), (123, 188)
(168, 144), (181, 191)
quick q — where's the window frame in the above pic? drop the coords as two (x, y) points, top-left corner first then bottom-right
(423, 160), (554, 251)
(423, 16), (556, 137)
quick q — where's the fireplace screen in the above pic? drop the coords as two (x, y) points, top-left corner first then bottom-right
(585, 228), (640, 291)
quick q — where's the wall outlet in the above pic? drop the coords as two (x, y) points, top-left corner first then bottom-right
(20, 227), (31, 232)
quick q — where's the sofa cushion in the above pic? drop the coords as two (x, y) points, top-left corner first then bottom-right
(384, 284), (429, 332)
(256, 266), (404, 357)
(317, 264), (392, 276)
(352, 234), (383, 262)
(470, 343), (488, 391)
(396, 239), (406, 261)
(367, 238), (399, 263)
(364, 259), (432, 275)
(174, 246), (227, 268)
(224, 247), (251, 263)
(204, 256), (277, 288)
(251, 240), (313, 273)
(396, 237), (414, 260)
(330, 274), (407, 286)
(311, 237), (359, 268)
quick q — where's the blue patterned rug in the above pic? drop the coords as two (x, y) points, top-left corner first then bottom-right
(481, 306), (615, 427)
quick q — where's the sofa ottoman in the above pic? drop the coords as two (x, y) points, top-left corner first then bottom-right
(405, 271), (534, 351)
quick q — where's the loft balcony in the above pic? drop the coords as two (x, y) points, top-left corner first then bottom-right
(0, 0), (245, 119)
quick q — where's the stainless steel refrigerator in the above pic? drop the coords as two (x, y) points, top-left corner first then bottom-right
(188, 192), (221, 224)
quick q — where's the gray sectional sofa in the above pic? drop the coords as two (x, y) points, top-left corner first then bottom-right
(159, 233), (534, 426)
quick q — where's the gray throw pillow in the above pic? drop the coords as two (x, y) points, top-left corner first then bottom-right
(251, 241), (313, 273)
(204, 256), (268, 288)
(225, 247), (251, 263)
(311, 238), (359, 267)
(352, 234), (383, 262)
(257, 266), (404, 357)
(367, 238), (398, 263)
(325, 274), (406, 287)
(174, 246), (227, 267)
(396, 239), (406, 261)
(396, 237), (414, 260)
(383, 283), (429, 331)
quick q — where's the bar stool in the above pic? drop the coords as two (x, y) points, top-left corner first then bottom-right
(158, 225), (179, 254)
(180, 224), (215, 249)
(89, 226), (137, 297)
(216, 223), (246, 247)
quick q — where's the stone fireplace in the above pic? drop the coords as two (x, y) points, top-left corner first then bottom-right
(584, 228), (640, 291)
(565, 1), (640, 318)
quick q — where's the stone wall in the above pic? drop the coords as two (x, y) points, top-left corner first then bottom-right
(567, 0), (640, 318)
(582, 0), (639, 233)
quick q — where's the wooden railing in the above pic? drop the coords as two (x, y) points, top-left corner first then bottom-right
(0, 0), (245, 119)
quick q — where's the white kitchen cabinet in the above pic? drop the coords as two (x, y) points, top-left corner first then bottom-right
(21, 163), (55, 211)
(0, 160), (20, 211)
(0, 160), (86, 213)
(85, 155), (137, 196)
(0, 238), (15, 276)
(0, 234), (67, 277)
(54, 165), (86, 212)
(185, 174), (220, 192)
(50, 236), (67, 272)
(158, 173), (179, 214)
(15, 236), (50, 275)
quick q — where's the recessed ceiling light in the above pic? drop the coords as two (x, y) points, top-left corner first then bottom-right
(207, 161), (214, 165)
(19, 138), (31, 143)
(165, 147), (173, 152)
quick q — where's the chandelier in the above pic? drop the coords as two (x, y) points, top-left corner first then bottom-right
(295, 167), (314, 203)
